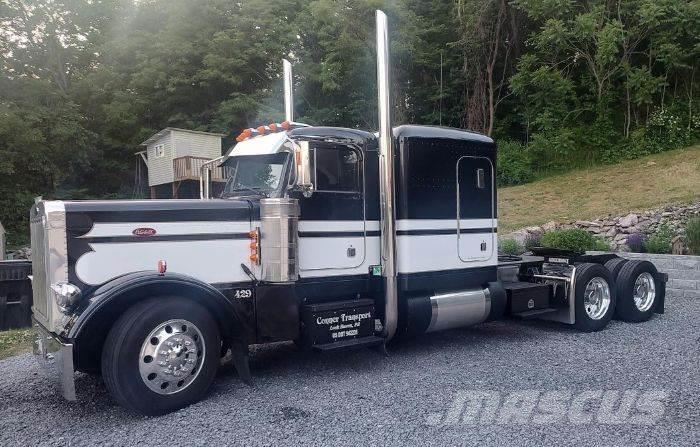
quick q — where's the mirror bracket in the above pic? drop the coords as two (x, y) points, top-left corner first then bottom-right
(294, 140), (315, 197)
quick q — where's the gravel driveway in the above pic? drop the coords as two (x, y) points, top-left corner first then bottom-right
(1, 294), (698, 446)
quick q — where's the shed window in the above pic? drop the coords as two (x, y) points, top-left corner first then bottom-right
(154, 144), (165, 158)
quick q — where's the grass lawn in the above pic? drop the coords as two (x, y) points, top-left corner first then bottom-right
(499, 144), (700, 232)
(0, 328), (34, 360)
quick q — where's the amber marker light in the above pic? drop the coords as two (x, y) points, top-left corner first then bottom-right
(248, 229), (261, 264)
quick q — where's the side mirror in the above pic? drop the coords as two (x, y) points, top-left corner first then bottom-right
(294, 141), (315, 197)
(199, 156), (226, 199)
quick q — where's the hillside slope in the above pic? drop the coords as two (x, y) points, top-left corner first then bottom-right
(499, 145), (700, 232)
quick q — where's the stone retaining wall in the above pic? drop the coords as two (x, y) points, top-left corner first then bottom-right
(589, 251), (700, 299)
(506, 201), (700, 251)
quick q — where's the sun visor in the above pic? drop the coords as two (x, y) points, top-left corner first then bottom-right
(226, 131), (289, 157)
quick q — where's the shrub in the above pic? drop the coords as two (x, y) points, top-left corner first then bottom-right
(593, 237), (611, 252)
(626, 233), (646, 253)
(524, 232), (542, 251)
(500, 239), (524, 256)
(528, 129), (579, 173)
(645, 224), (674, 254)
(686, 218), (700, 255)
(497, 140), (533, 186)
(647, 108), (693, 151)
(602, 128), (654, 163)
(540, 229), (598, 252)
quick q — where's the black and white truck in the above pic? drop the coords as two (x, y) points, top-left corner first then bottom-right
(30, 11), (667, 415)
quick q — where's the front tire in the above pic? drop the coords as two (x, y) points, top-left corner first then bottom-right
(102, 296), (221, 416)
(573, 263), (616, 332)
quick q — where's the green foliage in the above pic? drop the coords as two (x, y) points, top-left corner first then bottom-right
(499, 239), (524, 256)
(0, 0), (699, 241)
(540, 229), (601, 252)
(592, 237), (611, 252)
(647, 108), (697, 150)
(0, 328), (34, 360)
(685, 218), (700, 255)
(645, 224), (674, 254)
(497, 140), (532, 186)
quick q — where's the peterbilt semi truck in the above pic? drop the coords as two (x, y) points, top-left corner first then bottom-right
(30, 11), (667, 416)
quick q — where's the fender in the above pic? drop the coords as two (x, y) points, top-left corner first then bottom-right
(68, 271), (252, 383)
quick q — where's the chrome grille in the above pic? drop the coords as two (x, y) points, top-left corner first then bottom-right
(30, 205), (49, 319)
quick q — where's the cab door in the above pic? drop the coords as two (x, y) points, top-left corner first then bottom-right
(456, 156), (496, 262)
(296, 142), (366, 271)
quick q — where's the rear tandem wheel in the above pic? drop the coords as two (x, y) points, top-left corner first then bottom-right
(573, 263), (617, 332)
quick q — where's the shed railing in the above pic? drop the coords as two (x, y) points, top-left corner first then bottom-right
(173, 156), (230, 182)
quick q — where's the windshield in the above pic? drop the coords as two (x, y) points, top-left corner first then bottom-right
(221, 152), (289, 198)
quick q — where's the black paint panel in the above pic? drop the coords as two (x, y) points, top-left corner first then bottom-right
(64, 199), (255, 225)
(398, 266), (498, 294)
(396, 228), (496, 236)
(255, 284), (300, 343)
(81, 233), (250, 243)
(296, 191), (365, 221)
(298, 231), (380, 238)
(289, 126), (376, 144)
(393, 126), (497, 221)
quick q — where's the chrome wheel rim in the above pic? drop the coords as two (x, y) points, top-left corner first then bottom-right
(584, 277), (611, 320)
(633, 272), (656, 312)
(139, 319), (205, 395)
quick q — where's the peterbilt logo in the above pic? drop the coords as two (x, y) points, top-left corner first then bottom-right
(132, 227), (157, 237)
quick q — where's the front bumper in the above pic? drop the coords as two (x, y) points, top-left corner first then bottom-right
(32, 317), (76, 401)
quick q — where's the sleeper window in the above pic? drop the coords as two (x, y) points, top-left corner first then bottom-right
(314, 147), (360, 192)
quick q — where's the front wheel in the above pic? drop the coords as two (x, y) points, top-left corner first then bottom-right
(573, 263), (616, 332)
(102, 296), (221, 415)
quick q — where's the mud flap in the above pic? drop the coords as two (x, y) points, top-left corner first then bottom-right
(654, 272), (668, 314)
(229, 340), (252, 385)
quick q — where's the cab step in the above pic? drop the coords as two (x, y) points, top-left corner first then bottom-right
(511, 308), (559, 320)
(312, 335), (385, 352)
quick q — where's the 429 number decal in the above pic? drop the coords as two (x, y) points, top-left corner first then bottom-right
(233, 288), (253, 299)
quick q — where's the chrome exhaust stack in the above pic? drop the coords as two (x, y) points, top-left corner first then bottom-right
(376, 10), (398, 341)
(283, 59), (294, 122)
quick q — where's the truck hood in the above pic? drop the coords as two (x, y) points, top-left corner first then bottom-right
(57, 198), (258, 288)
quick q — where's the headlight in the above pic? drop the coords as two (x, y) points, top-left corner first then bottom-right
(51, 282), (82, 312)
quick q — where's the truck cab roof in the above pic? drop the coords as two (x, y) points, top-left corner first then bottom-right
(289, 124), (493, 147)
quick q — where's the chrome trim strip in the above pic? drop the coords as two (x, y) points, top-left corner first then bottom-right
(32, 200), (69, 334)
(456, 155), (496, 263)
(483, 286), (492, 318)
(533, 274), (572, 282)
(569, 266), (577, 324)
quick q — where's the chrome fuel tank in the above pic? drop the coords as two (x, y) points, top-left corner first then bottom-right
(260, 198), (300, 282)
(426, 288), (491, 332)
